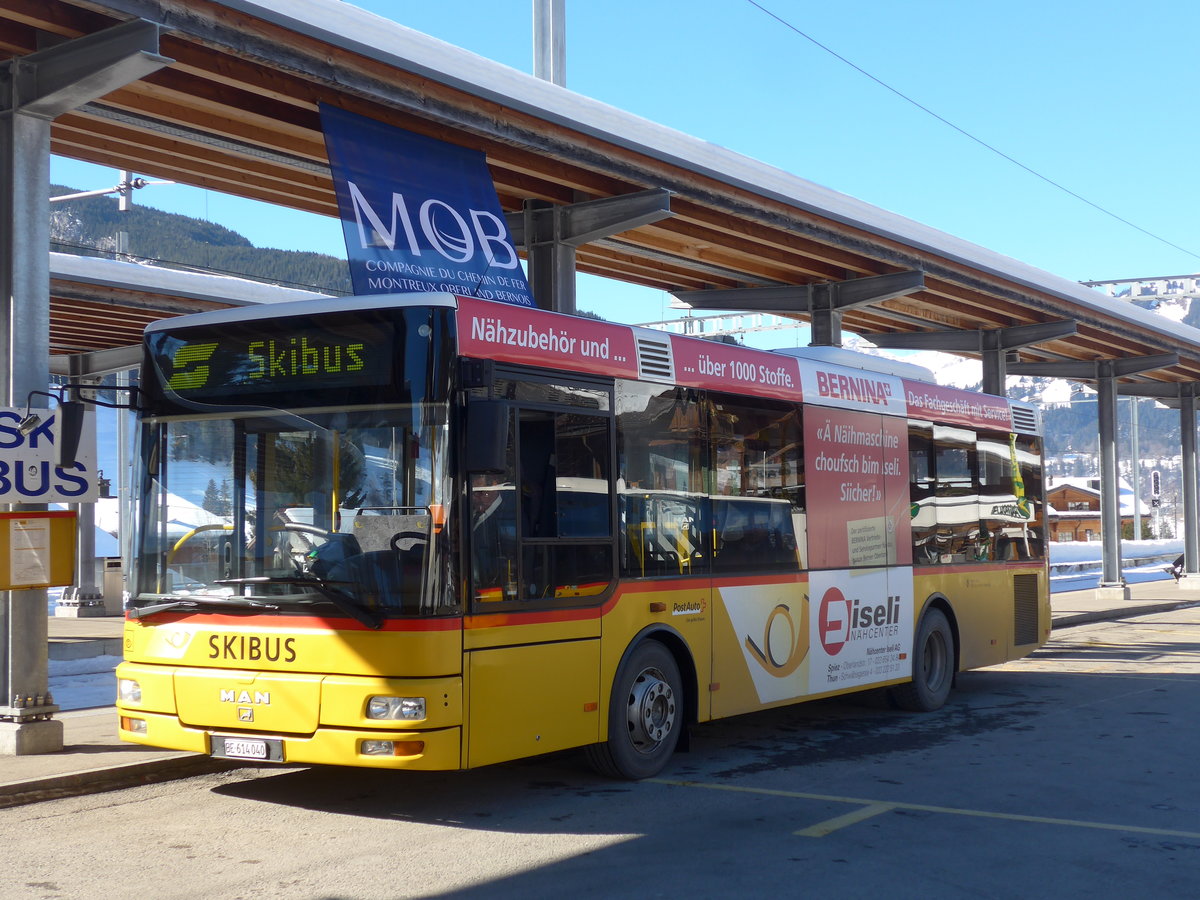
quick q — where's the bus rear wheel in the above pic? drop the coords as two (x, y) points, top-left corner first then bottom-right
(586, 640), (682, 780)
(890, 607), (954, 712)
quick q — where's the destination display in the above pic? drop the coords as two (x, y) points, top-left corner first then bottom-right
(148, 319), (395, 402)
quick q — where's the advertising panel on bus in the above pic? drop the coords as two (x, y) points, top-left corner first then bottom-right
(455, 297), (640, 379)
(797, 362), (907, 416)
(902, 379), (1012, 431)
(809, 566), (914, 693)
(668, 337), (804, 404)
(804, 408), (911, 570)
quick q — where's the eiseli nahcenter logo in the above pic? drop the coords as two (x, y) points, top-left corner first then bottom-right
(320, 104), (535, 308)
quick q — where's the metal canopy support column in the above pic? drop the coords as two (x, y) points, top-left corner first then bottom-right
(1095, 364), (1122, 588)
(1009, 352), (1179, 601)
(506, 189), (672, 314)
(60, 370), (102, 615)
(1183, 393), (1199, 579)
(532, 0), (566, 86)
(1121, 381), (1200, 580)
(672, 270), (925, 346)
(872, 320), (1077, 396)
(0, 19), (170, 755)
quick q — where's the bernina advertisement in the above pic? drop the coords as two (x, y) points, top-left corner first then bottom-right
(804, 407), (911, 570)
(320, 104), (535, 307)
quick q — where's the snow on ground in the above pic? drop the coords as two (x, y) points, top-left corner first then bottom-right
(1049, 539), (1182, 592)
(50, 655), (120, 711)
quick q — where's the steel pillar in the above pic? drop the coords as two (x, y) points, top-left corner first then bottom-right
(1009, 352), (1179, 601)
(59, 377), (103, 615)
(673, 270), (925, 347)
(0, 98), (57, 753)
(506, 189), (672, 313)
(872, 320), (1077, 396)
(533, 0), (566, 86)
(1112, 381), (1200, 579)
(1095, 365), (1122, 587)
(1182, 393), (1199, 577)
(0, 19), (169, 754)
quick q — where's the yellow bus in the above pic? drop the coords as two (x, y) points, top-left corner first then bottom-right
(116, 292), (1049, 779)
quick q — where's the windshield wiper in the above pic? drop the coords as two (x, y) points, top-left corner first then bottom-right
(130, 595), (281, 618)
(215, 575), (384, 630)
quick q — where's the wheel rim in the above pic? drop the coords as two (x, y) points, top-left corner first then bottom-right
(625, 666), (677, 755)
(921, 628), (948, 690)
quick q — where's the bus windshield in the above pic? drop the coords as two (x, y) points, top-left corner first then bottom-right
(131, 404), (457, 621)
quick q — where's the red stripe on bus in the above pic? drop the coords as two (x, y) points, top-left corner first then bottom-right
(125, 612), (463, 632)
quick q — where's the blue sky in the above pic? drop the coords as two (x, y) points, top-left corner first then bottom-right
(50, 0), (1200, 330)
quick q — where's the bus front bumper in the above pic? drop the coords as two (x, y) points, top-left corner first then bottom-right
(117, 710), (462, 770)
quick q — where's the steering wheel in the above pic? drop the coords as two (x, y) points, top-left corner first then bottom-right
(272, 523), (331, 571)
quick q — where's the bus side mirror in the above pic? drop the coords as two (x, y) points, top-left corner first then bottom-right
(53, 400), (85, 469)
(465, 401), (508, 473)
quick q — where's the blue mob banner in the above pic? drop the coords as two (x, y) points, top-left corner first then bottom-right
(320, 103), (535, 307)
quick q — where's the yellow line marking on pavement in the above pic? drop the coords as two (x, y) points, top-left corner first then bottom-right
(795, 802), (896, 837)
(650, 779), (1200, 840)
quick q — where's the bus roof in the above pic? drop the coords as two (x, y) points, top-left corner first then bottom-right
(144, 292), (1040, 434)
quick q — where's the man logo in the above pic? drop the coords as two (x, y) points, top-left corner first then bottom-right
(238, 707), (254, 722)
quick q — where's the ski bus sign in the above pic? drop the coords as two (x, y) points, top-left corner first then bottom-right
(0, 407), (98, 502)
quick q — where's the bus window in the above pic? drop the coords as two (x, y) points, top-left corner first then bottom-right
(470, 391), (614, 607)
(516, 407), (613, 601)
(709, 394), (803, 575)
(470, 407), (517, 602)
(616, 383), (708, 578)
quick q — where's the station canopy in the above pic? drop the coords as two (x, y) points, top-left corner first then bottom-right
(12, 0), (1200, 385)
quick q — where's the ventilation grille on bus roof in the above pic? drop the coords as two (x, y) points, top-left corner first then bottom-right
(635, 333), (675, 382)
(1010, 404), (1040, 434)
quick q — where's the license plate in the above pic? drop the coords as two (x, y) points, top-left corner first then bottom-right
(223, 739), (267, 759)
(211, 735), (282, 761)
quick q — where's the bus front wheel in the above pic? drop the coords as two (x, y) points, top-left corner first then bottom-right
(586, 640), (682, 780)
(890, 607), (954, 712)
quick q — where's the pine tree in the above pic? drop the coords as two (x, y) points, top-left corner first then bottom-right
(202, 478), (222, 515)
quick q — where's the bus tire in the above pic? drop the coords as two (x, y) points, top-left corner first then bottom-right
(585, 640), (682, 780)
(890, 607), (954, 712)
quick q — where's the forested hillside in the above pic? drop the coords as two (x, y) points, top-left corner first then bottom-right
(49, 184), (352, 295)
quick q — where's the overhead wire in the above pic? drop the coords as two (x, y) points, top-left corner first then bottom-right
(743, 0), (1200, 263)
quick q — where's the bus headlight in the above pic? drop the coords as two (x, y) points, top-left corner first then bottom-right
(366, 696), (425, 721)
(118, 678), (142, 703)
(361, 739), (425, 756)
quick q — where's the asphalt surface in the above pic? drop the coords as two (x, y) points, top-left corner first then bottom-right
(4, 577), (1199, 809)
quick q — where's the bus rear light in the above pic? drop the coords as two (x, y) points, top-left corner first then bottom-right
(118, 678), (142, 703)
(367, 696), (426, 720)
(361, 739), (425, 757)
(121, 716), (147, 735)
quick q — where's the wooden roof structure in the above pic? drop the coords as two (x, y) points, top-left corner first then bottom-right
(11, 0), (1200, 384)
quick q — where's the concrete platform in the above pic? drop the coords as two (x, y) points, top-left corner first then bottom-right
(47, 615), (123, 661)
(1050, 578), (1200, 627)
(0, 708), (232, 808)
(6, 579), (1198, 809)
